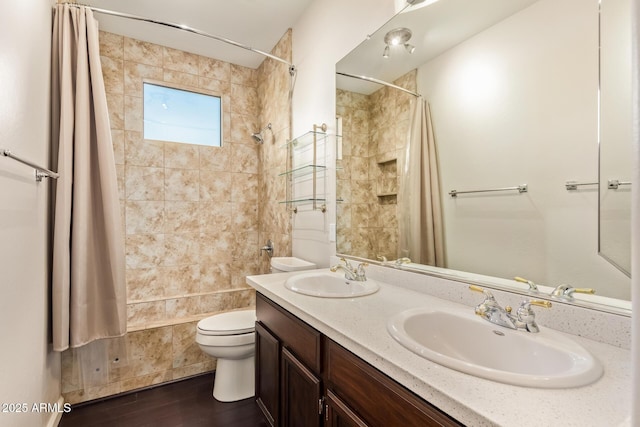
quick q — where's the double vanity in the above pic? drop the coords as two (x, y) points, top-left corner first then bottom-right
(247, 262), (631, 426)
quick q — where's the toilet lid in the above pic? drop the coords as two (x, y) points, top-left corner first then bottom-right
(197, 309), (256, 336)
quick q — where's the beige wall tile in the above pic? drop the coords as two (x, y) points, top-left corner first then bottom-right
(198, 76), (231, 95)
(126, 233), (165, 269)
(199, 145), (230, 171)
(199, 231), (234, 264)
(165, 169), (199, 201)
(199, 202), (232, 233)
(199, 263), (232, 292)
(126, 268), (164, 301)
(232, 202), (258, 232)
(101, 56), (124, 94)
(230, 173), (258, 203)
(166, 296), (200, 319)
(199, 56), (231, 81)
(163, 46), (199, 74)
(172, 361), (215, 381)
(163, 69), (199, 88)
(230, 84), (258, 116)
(125, 201), (165, 235)
(99, 31), (124, 60)
(106, 93), (124, 130)
(163, 265), (200, 296)
(124, 62), (163, 97)
(127, 301), (166, 326)
(230, 143), (259, 174)
(164, 142), (199, 169)
(172, 322), (208, 368)
(120, 371), (173, 393)
(164, 201), (200, 233)
(230, 64), (257, 87)
(125, 132), (164, 167)
(199, 170), (231, 201)
(125, 166), (164, 201)
(124, 37), (163, 67)
(124, 95), (143, 131)
(163, 233), (199, 266)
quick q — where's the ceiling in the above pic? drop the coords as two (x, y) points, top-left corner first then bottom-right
(83, 0), (314, 69)
(336, 0), (539, 94)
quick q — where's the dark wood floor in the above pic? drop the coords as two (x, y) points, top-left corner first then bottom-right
(59, 373), (269, 427)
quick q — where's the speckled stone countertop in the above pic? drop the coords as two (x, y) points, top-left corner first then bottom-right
(247, 269), (631, 427)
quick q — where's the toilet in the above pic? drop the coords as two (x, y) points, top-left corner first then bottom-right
(270, 256), (317, 273)
(196, 309), (257, 402)
(196, 257), (316, 402)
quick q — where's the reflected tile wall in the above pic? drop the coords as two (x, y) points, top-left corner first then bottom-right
(336, 70), (416, 260)
(62, 30), (291, 404)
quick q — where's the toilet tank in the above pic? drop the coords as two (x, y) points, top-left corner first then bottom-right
(270, 257), (316, 273)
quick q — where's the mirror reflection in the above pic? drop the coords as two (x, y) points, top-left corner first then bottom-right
(335, 0), (631, 303)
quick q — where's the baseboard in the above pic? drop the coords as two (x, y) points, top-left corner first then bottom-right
(45, 396), (65, 427)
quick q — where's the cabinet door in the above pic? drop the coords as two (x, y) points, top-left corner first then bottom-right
(256, 321), (280, 427)
(325, 390), (369, 427)
(281, 347), (322, 427)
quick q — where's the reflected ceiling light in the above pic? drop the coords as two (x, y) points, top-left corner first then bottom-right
(383, 27), (415, 58)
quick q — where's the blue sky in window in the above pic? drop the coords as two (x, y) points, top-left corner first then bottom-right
(143, 83), (221, 147)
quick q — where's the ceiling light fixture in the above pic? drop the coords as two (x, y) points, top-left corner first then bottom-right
(383, 27), (415, 58)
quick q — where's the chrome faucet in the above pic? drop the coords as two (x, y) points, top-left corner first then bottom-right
(469, 285), (552, 333)
(377, 255), (411, 268)
(513, 276), (539, 292)
(550, 284), (595, 300)
(260, 240), (273, 258)
(330, 258), (368, 281)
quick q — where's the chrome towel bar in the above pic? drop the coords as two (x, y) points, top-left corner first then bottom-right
(607, 179), (631, 190)
(1, 148), (59, 181)
(449, 184), (527, 198)
(565, 181), (598, 191)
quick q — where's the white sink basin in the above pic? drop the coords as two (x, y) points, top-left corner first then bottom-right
(387, 306), (603, 388)
(285, 271), (380, 298)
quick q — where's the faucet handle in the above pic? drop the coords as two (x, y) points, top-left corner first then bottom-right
(376, 255), (388, 264)
(516, 299), (552, 333)
(513, 276), (538, 291)
(469, 285), (496, 300)
(551, 284), (595, 298)
(339, 257), (353, 269)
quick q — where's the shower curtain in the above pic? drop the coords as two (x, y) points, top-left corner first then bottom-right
(51, 4), (126, 352)
(398, 98), (445, 266)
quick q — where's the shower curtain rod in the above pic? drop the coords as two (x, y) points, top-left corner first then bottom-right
(66, 4), (296, 74)
(336, 72), (421, 97)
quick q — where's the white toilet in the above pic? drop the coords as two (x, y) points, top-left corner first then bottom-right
(270, 256), (316, 273)
(196, 309), (257, 402)
(196, 257), (316, 402)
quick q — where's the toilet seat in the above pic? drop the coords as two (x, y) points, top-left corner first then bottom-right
(197, 309), (256, 336)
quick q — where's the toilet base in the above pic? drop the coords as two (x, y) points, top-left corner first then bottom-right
(212, 355), (255, 402)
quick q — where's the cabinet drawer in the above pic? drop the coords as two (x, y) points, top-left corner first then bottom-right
(256, 293), (322, 373)
(325, 339), (462, 427)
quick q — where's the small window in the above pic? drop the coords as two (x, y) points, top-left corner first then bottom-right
(143, 82), (222, 147)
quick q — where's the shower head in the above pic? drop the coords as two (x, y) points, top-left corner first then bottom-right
(252, 123), (272, 144)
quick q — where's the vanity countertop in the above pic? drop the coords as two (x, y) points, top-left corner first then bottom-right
(247, 269), (631, 427)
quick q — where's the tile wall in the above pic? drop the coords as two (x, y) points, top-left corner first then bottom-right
(336, 70), (416, 260)
(61, 30), (292, 404)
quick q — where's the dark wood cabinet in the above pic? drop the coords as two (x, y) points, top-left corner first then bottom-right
(325, 390), (369, 427)
(255, 321), (280, 427)
(281, 347), (322, 427)
(255, 293), (462, 427)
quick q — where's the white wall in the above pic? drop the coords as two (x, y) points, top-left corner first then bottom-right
(0, 1), (62, 426)
(416, 0), (629, 299)
(291, 0), (397, 267)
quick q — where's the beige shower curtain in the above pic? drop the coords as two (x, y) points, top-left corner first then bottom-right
(398, 98), (445, 266)
(51, 4), (126, 351)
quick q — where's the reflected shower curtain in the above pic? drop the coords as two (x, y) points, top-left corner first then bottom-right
(398, 98), (445, 266)
(51, 4), (126, 352)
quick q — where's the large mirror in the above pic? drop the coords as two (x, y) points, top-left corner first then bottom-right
(335, 0), (631, 310)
